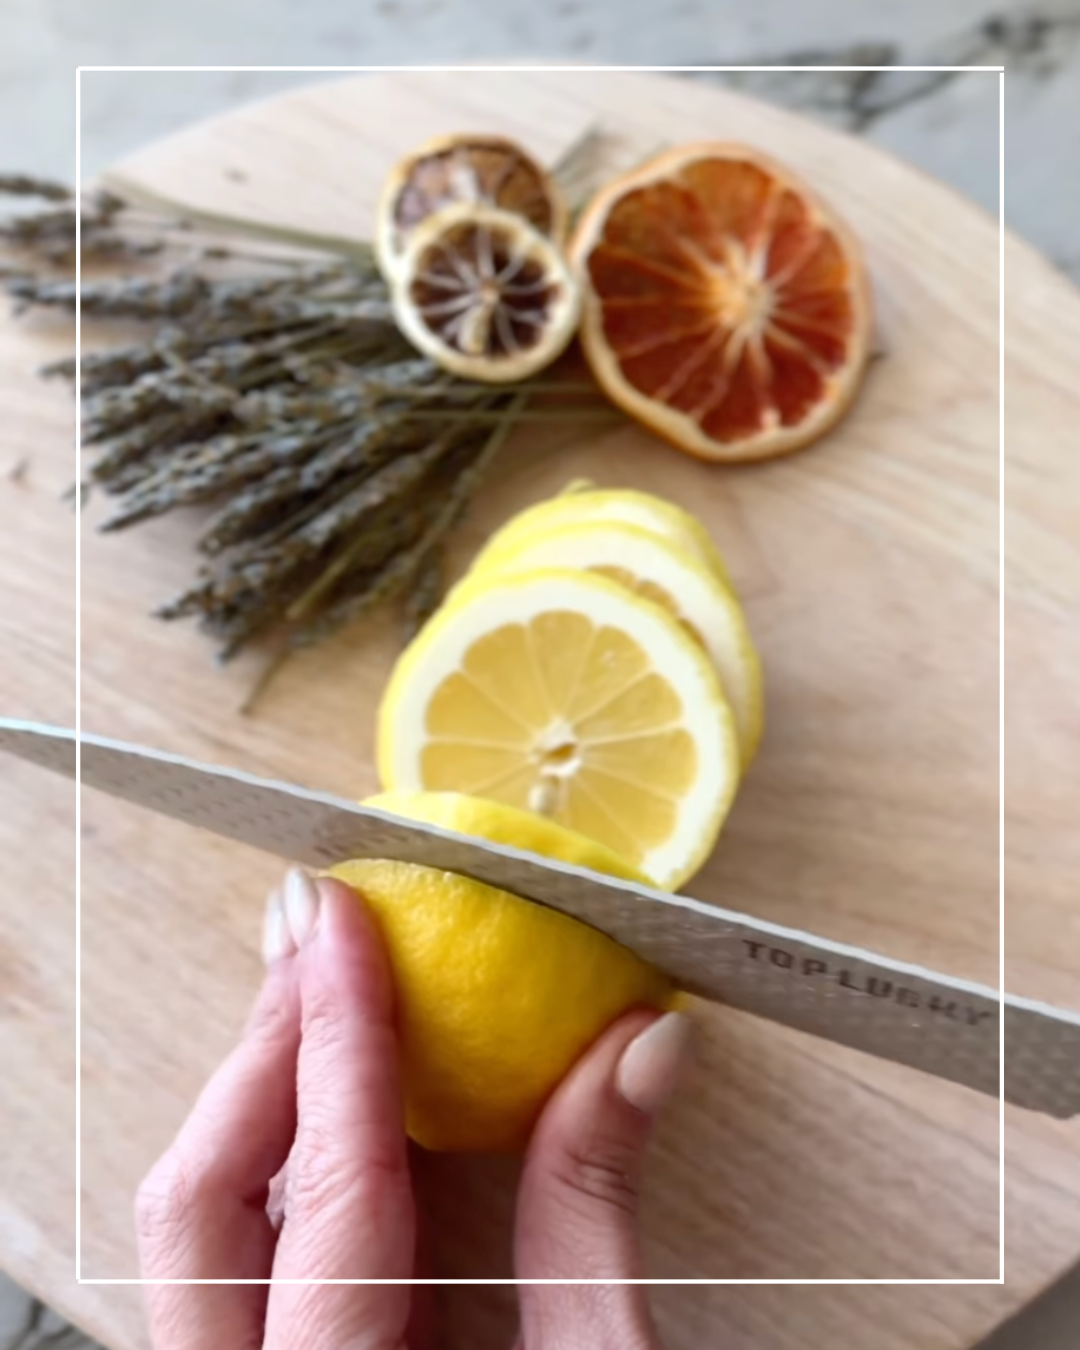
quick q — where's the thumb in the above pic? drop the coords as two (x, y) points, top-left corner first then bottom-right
(514, 1008), (694, 1346)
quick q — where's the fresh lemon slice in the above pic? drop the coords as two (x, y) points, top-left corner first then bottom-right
(467, 520), (763, 768)
(329, 790), (671, 1152)
(390, 203), (581, 383)
(377, 567), (739, 888)
(472, 483), (734, 589)
(366, 788), (651, 883)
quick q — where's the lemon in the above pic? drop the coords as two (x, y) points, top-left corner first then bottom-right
(471, 483), (734, 589)
(466, 520), (763, 767)
(389, 203), (581, 383)
(375, 132), (567, 282)
(378, 566), (739, 889)
(329, 790), (671, 1152)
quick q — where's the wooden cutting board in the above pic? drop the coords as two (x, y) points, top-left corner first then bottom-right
(2, 68), (1079, 1350)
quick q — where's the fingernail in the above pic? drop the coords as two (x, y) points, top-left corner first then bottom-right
(615, 1012), (696, 1116)
(262, 887), (294, 965)
(283, 866), (321, 948)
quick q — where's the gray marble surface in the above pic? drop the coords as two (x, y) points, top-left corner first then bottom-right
(0, 1), (1077, 280)
(0, 2), (1076, 1347)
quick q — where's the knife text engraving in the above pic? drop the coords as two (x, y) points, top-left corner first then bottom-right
(742, 940), (997, 1029)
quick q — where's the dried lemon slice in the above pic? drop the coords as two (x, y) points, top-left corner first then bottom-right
(391, 203), (581, 383)
(377, 132), (567, 281)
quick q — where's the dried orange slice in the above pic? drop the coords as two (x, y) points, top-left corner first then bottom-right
(377, 132), (566, 281)
(570, 144), (872, 462)
(391, 203), (581, 383)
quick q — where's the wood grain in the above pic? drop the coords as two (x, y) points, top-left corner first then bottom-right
(1, 69), (1078, 1350)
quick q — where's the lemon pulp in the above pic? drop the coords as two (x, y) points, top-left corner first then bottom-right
(466, 519), (763, 767)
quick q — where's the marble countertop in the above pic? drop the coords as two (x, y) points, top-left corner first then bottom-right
(0, 1), (1077, 282)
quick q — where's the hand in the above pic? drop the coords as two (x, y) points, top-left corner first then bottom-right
(135, 871), (693, 1349)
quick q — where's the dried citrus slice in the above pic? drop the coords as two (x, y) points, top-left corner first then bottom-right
(377, 132), (566, 280)
(377, 567), (739, 889)
(570, 143), (872, 462)
(466, 521), (763, 767)
(471, 483), (734, 590)
(391, 203), (581, 383)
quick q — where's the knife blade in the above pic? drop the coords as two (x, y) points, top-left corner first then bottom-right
(3, 716), (1078, 1119)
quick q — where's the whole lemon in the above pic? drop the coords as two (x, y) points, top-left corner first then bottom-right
(328, 790), (672, 1152)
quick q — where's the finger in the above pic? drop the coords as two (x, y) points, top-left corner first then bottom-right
(514, 1009), (694, 1347)
(135, 884), (302, 1349)
(266, 1145), (436, 1348)
(266, 873), (413, 1350)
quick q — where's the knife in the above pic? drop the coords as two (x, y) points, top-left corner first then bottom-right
(3, 716), (1078, 1119)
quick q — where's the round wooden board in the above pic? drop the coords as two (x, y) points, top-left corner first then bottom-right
(2, 69), (1080, 1350)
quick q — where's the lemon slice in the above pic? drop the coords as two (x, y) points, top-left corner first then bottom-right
(466, 521), (763, 768)
(376, 132), (567, 282)
(366, 789), (651, 883)
(377, 567), (739, 888)
(472, 483), (733, 589)
(391, 203), (581, 383)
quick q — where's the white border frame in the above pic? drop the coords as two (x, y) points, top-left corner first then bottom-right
(73, 60), (1004, 1285)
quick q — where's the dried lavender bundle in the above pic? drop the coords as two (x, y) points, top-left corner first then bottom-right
(0, 175), (74, 201)
(1, 145), (612, 685)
